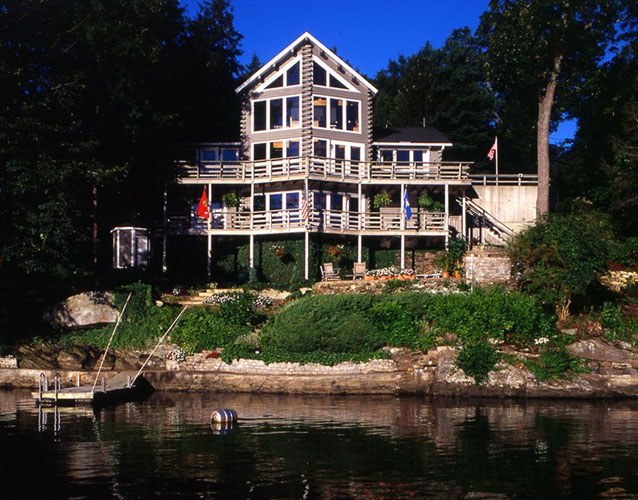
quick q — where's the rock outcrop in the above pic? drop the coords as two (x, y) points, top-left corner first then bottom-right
(45, 291), (119, 329)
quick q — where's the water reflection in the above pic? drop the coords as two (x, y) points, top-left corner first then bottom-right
(1, 389), (638, 499)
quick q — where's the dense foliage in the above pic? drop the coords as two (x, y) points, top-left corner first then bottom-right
(508, 212), (612, 320)
(220, 288), (555, 366)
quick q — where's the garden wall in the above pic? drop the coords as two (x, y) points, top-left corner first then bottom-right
(464, 247), (512, 283)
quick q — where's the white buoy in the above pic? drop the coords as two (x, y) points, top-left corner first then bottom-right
(211, 409), (238, 424)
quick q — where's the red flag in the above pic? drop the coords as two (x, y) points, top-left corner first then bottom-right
(196, 187), (210, 219)
(487, 137), (498, 161)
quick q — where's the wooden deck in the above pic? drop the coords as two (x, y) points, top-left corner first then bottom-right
(167, 208), (458, 237)
(32, 371), (153, 407)
(174, 156), (471, 185)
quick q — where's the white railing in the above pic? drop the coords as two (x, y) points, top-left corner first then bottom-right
(175, 156), (471, 182)
(469, 173), (538, 186)
(168, 209), (448, 233)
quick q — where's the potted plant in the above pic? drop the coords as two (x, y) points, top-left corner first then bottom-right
(270, 244), (285, 257)
(418, 193), (444, 212)
(326, 244), (344, 262)
(373, 191), (392, 210)
(222, 192), (240, 208)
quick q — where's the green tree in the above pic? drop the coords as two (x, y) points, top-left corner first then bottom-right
(508, 211), (612, 320)
(478, 0), (621, 214)
(374, 29), (496, 162)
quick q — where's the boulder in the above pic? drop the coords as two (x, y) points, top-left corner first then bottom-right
(45, 291), (119, 329)
(566, 339), (638, 364)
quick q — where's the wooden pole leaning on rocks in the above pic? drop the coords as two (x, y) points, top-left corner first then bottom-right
(91, 292), (132, 393)
(132, 306), (188, 386)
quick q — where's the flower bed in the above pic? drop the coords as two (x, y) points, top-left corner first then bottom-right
(365, 267), (415, 280)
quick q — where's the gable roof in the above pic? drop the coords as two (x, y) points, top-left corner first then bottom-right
(373, 127), (452, 146)
(236, 32), (378, 95)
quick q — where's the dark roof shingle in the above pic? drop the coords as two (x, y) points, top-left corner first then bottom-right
(373, 127), (451, 145)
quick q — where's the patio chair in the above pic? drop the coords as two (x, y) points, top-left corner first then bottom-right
(352, 262), (366, 280)
(321, 262), (340, 281)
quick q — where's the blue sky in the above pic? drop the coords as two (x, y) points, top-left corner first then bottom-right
(181, 0), (576, 144)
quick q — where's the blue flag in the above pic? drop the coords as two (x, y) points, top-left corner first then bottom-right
(404, 189), (412, 220)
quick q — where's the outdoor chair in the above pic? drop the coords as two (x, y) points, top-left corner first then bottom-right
(352, 262), (366, 280)
(321, 262), (340, 281)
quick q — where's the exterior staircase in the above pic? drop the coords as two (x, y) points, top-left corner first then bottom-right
(459, 197), (515, 246)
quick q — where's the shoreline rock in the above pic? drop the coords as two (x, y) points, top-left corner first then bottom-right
(2, 339), (638, 398)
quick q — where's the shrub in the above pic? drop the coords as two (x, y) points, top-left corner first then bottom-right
(260, 295), (382, 354)
(508, 213), (612, 320)
(456, 342), (499, 384)
(525, 347), (588, 382)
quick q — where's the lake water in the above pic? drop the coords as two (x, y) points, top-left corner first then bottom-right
(2, 389), (638, 499)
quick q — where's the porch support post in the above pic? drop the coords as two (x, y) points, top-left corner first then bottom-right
(304, 230), (309, 280)
(250, 182), (255, 230)
(206, 182), (212, 280)
(400, 234), (406, 269)
(162, 181), (168, 273)
(444, 183), (450, 249)
(357, 182), (362, 230)
(357, 234), (362, 263)
(461, 191), (467, 242)
(206, 233), (212, 281)
(249, 234), (254, 271)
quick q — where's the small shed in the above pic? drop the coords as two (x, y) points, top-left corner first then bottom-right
(111, 226), (150, 269)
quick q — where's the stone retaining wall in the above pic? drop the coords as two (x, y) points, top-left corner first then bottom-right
(0, 356), (18, 369)
(313, 279), (465, 295)
(168, 352), (398, 374)
(464, 248), (511, 283)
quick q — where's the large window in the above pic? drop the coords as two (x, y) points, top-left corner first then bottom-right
(330, 99), (343, 129)
(270, 99), (283, 129)
(313, 96), (359, 132)
(253, 139), (301, 160)
(286, 96), (299, 127)
(253, 96), (301, 132)
(254, 101), (266, 131)
(313, 97), (326, 128)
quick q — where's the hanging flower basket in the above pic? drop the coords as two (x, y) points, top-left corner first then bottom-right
(270, 244), (285, 257)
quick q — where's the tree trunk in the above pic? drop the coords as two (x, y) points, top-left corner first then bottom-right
(536, 54), (563, 217)
(92, 182), (98, 271)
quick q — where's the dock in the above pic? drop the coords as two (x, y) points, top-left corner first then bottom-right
(32, 371), (153, 408)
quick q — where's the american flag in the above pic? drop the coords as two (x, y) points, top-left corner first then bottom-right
(300, 192), (309, 221)
(487, 137), (498, 161)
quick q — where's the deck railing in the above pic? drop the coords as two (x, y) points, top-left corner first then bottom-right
(175, 156), (471, 182)
(167, 208), (448, 233)
(469, 173), (538, 186)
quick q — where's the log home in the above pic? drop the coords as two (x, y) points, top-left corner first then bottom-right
(163, 32), (537, 280)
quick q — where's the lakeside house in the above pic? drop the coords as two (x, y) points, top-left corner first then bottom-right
(162, 32), (537, 281)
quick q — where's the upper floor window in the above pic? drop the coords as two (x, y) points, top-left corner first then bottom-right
(260, 59), (301, 91)
(313, 96), (360, 132)
(313, 59), (356, 91)
(253, 96), (301, 132)
(253, 139), (301, 160)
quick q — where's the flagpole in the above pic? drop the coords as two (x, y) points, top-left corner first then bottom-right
(495, 136), (499, 186)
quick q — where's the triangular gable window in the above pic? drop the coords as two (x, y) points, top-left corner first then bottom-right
(257, 59), (301, 91)
(312, 58), (357, 91)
